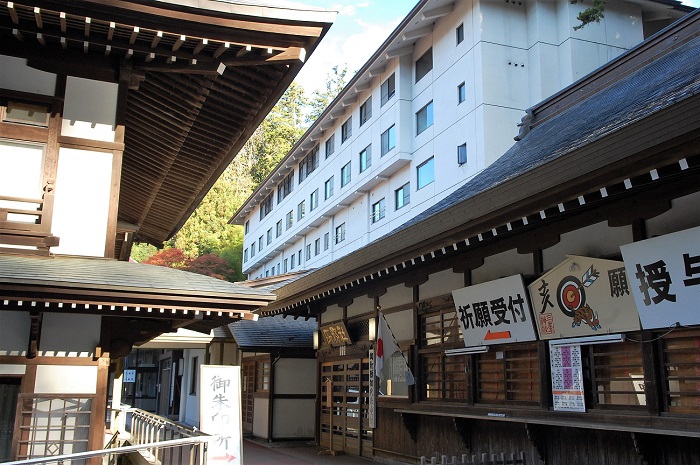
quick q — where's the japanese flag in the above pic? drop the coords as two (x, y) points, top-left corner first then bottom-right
(375, 312), (399, 383)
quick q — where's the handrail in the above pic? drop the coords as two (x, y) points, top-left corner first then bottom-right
(3, 436), (211, 465)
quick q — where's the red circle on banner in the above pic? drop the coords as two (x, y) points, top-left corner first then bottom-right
(376, 338), (384, 358)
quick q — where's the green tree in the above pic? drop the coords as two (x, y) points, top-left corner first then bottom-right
(571, 0), (606, 30)
(307, 64), (348, 124)
(130, 242), (158, 263)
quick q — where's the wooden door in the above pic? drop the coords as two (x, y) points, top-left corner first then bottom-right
(241, 362), (255, 433)
(320, 358), (373, 458)
(0, 377), (21, 461)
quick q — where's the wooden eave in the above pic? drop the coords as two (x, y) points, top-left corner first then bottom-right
(0, 0), (334, 249)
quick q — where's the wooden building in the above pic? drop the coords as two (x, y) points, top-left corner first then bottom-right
(0, 0), (333, 461)
(254, 10), (700, 465)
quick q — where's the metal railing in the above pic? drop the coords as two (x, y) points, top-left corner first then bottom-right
(3, 436), (210, 465)
(6, 407), (210, 465)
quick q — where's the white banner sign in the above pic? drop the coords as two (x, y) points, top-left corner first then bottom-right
(200, 365), (242, 465)
(528, 256), (640, 339)
(621, 226), (700, 329)
(452, 274), (536, 347)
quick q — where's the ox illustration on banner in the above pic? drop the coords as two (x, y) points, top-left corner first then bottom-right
(528, 256), (640, 340)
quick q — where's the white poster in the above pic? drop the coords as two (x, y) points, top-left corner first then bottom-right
(549, 343), (585, 412)
(200, 365), (242, 465)
(620, 226), (700, 329)
(451, 274), (537, 347)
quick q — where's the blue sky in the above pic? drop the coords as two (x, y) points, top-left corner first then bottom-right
(290, 0), (417, 96)
(291, 0), (700, 96)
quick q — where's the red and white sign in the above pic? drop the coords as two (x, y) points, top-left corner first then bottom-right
(451, 274), (537, 347)
(200, 365), (242, 465)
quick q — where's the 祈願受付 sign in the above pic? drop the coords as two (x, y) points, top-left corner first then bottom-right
(451, 274), (537, 347)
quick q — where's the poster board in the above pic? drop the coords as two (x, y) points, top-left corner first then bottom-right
(620, 226), (700, 329)
(200, 365), (242, 465)
(549, 342), (585, 412)
(528, 256), (640, 340)
(451, 274), (537, 347)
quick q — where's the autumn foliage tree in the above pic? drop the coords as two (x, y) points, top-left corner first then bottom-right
(142, 248), (187, 269)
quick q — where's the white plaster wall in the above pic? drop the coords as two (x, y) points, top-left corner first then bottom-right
(320, 304), (343, 325)
(253, 397), (269, 439)
(52, 148), (113, 257)
(347, 295), (374, 319)
(62, 77), (118, 142)
(274, 359), (315, 395)
(420, 269), (464, 300)
(646, 191), (700, 238)
(0, 56), (56, 95)
(0, 364), (26, 375)
(35, 365), (97, 394)
(0, 311), (30, 354)
(380, 284), (412, 309)
(40, 314), (100, 355)
(471, 249), (534, 284)
(542, 221), (633, 271)
(180, 348), (204, 428)
(385, 309), (413, 342)
(273, 399), (315, 438)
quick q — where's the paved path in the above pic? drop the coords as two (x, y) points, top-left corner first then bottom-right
(242, 439), (373, 465)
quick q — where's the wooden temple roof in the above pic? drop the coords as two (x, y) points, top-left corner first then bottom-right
(0, 0), (335, 247)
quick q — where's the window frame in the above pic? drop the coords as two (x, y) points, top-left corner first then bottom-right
(341, 162), (351, 187)
(335, 223), (346, 244)
(324, 176), (334, 200)
(266, 228), (272, 245)
(310, 189), (319, 211)
(381, 125), (396, 156)
(260, 194), (273, 220)
(417, 157), (434, 190)
(371, 198), (385, 224)
(458, 82), (466, 104)
(395, 182), (410, 210)
(458, 143), (467, 165)
(415, 47), (433, 83)
(286, 210), (293, 230)
(276, 220), (282, 238)
(359, 145), (372, 173)
(297, 200), (306, 221)
(381, 73), (396, 107)
(416, 101), (434, 135)
(341, 117), (352, 143)
(325, 134), (335, 158)
(456, 23), (464, 45)
(277, 171), (294, 204)
(360, 96), (372, 126)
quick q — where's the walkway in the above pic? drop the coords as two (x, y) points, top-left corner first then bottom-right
(242, 439), (374, 465)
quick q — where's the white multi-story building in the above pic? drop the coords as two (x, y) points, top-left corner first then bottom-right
(231, 0), (689, 279)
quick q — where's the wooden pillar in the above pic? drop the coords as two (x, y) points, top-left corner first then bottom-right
(111, 358), (124, 434)
(89, 354), (110, 464)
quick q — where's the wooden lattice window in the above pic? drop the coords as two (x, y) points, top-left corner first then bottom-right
(255, 360), (270, 392)
(661, 328), (700, 414)
(422, 352), (469, 401)
(476, 343), (540, 405)
(418, 295), (462, 348)
(15, 395), (93, 460)
(588, 339), (646, 409)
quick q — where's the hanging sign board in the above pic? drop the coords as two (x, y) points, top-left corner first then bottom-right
(549, 342), (585, 412)
(528, 256), (640, 340)
(320, 321), (352, 347)
(620, 226), (700, 329)
(451, 274), (537, 347)
(200, 365), (242, 465)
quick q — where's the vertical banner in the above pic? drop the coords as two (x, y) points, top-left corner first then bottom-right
(200, 365), (242, 465)
(549, 343), (585, 412)
(368, 348), (376, 429)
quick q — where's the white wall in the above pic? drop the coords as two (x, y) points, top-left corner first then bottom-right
(52, 148), (113, 256)
(179, 348), (205, 427)
(252, 397), (269, 439)
(40, 314), (101, 356)
(62, 77), (118, 142)
(0, 311), (30, 355)
(35, 365), (98, 394)
(0, 56), (56, 96)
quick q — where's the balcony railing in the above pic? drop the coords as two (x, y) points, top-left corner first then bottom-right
(6, 407), (210, 465)
(0, 180), (59, 254)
